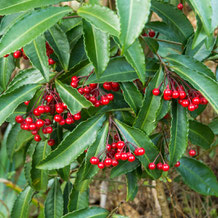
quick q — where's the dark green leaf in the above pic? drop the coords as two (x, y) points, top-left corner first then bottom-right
(60, 18), (82, 33)
(63, 181), (73, 215)
(143, 37), (159, 53)
(156, 99), (170, 121)
(15, 128), (33, 152)
(208, 118), (218, 135)
(67, 25), (83, 50)
(126, 171), (138, 201)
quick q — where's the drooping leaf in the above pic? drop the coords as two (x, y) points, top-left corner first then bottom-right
(83, 20), (110, 78)
(115, 119), (161, 179)
(169, 101), (188, 166)
(45, 25), (70, 71)
(120, 82), (143, 114)
(77, 5), (120, 37)
(134, 68), (164, 135)
(38, 114), (106, 170)
(55, 80), (92, 115)
(0, 55), (15, 92)
(11, 186), (34, 218)
(116, 0), (151, 52)
(85, 57), (137, 84)
(24, 35), (50, 81)
(189, 120), (214, 149)
(0, 84), (40, 126)
(0, 7), (72, 58)
(126, 171), (138, 201)
(176, 157), (218, 196)
(45, 179), (63, 218)
(63, 207), (109, 218)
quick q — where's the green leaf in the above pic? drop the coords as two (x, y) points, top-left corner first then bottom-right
(143, 37), (159, 53)
(67, 25), (83, 50)
(31, 140), (51, 191)
(0, 84), (40, 126)
(0, 0), (72, 15)
(0, 55), (15, 92)
(168, 63), (218, 113)
(11, 186), (34, 218)
(120, 82), (143, 114)
(209, 117), (218, 135)
(110, 160), (140, 179)
(116, 0), (151, 52)
(38, 114), (106, 170)
(15, 128), (33, 152)
(188, 0), (213, 35)
(151, 0), (193, 44)
(45, 179), (63, 218)
(24, 35), (50, 81)
(134, 68), (163, 135)
(6, 104), (27, 123)
(0, 7), (72, 58)
(166, 54), (216, 80)
(115, 119), (161, 179)
(126, 171), (138, 201)
(189, 120), (214, 149)
(55, 80), (92, 115)
(156, 99), (170, 121)
(77, 5), (120, 37)
(60, 17), (82, 33)
(45, 25), (70, 71)
(85, 57), (137, 84)
(169, 101), (188, 166)
(63, 181), (73, 215)
(212, 0), (218, 29)
(176, 157), (218, 196)
(63, 207), (109, 218)
(83, 20), (110, 77)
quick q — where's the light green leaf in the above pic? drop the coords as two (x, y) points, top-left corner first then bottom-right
(55, 80), (92, 115)
(38, 114), (106, 170)
(0, 7), (72, 58)
(169, 101), (188, 166)
(45, 179), (63, 218)
(77, 5), (120, 36)
(116, 0), (150, 52)
(83, 20), (110, 78)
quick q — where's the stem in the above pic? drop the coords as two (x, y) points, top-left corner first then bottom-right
(62, 15), (80, 19)
(153, 38), (183, 46)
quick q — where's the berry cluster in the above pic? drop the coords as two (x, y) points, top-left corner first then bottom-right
(15, 84), (81, 145)
(142, 30), (156, 38)
(90, 117), (145, 169)
(152, 74), (208, 111)
(70, 75), (120, 107)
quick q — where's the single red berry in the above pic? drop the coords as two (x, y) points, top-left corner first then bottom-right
(4, 54), (9, 58)
(71, 81), (78, 88)
(83, 86), (90, 94)
(163, 95), (172, 101)
(152, 88), (160, 96)
(54, 114), (62, 122)
(181, 99), (189, 107)
(104, 158), (112, 167)
(89, 96), (97, 104)
(46, 126), (53, 134)
(115, 153), (121, 160)
(36, 119), (44, 128)
(121, 153), (128, 161)
(48, 58), (55, 65)
(13, 50), (22, 59)
(78, 88), (84, 95)
(149, 30), (155, 37)
(162, 164), (170, 171)
(46, 95), (53, 103)
(179, 91), (186, 99)
(111, 142), (117, 149)
(38, 105), (45, 114)
(136, 148), (145, 156)
(142, 33), (148, 37)
(29, 123), (36, 130)
(31, 130), (38, 135)
(188, 104), (195, 111)
(111, 82), (119, 89)
(59, 119), (66, 125)
(56, 106), (64, 114)
(192, 97), (200, 105)
(42, 128), (47, 134)
(172, 90), (179, 99)
(34, 134), (41, 142)
(73, 112), (81, 121)
(106, 144), (111, 151)
(164, 89), (172, 97)
(98, 162), (105, 169)
(177, 3), (183, 10)
(157, 162), (163, 170)
(48, 139), (55, 146)
(71, 76), (78, 82)
(107, 93), (114, 101)
(201, 98), (208, 105)
(44, 105), (51, 113)
(101, 97), (110, 105)
(90, 157), (99, 165)
(24, 100), (30, 105)
(189, 149), (196, 156)
(148, 163), (156, 170)
(103, 82), (112, 91)
(89, 83), (97, 89)
(112, 159), (119, 166)
(95, 101), (101, 107)
(178, 99), (183, 105)
(114, 134), (119, 141)
(84, 149), (88, 153)
(174, 161), (180, 167)
(15, 115), (24, 123)
(116, 141), (125, 149)
(66, 117), (74, 124)
(128, 155), (135, 162)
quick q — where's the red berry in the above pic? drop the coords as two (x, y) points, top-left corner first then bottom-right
(149, 30), (155, 37)
(4, 54), (9, 58)
(192, 97), (200, 105)
(34, 134), (41, 142)
(98, 162), (105, 169)
(42, 128), (47, 134)
(48, 58), (55, 65)
(111, 82), (119, 89)
(136, 148), (145, 156)
(103, 82), (112, 90)
(112, 159), (119, 166)
(56, 106), (64, 114)
(174, 161), (180, 167)
(157, 162), (163, 170)
(71, 81), (78, 88)
(177, 3), (183, 10)
(31, 130), (38, 135)
(95, 101), (101, 107)
(104, 158), (112, 167)
(181, 99), (189, 107)
(164, 89), (172, 97)
(128, 155), (135, 162)
(59, 119), (66, 125)
(78, 88), (84, 94)
(46, 126), (53, 134)
(201, 98), (208, 105)
(89, 96), (97, 104)
(29, 123), (36, 130)
(89, 83), (97, 89)
(120, 153), (128, 161)
(66, 117), (74, 124)
(15, 115), (24, 123)
(44, 106), (51, 113)
(24, 100), (30, 105)
(73, 112), (81, 121)
(71, 76), (78, 82)
(163, 95), (171, 101)
(38, 105), (45, 114)
(36, 119), (44, 128)
(116, 141), (125, 149)
(148, 163), (156, 170)
(13, 50), (22, 59)
(111, 143), (117, 149)
(48, 139), (55, 146)
(101, 97), (110, 105)
(54, 114), (62, 122)
(152, 88), (160, 96)
(179, 91), (186, 99)
(46, 95), (53, 103)
(83, 86), (90, 94)
(115, 153), (121, 160)
(162, 164), (170, 171)
(107, 93), (114, 101)
(90, 157), (99, 165)
(172, 90), (179, 99)
(189, 149), (196, 156)
(114, 134), (119, 141)
(106, 144), (111, 151)
(188, 104), (195, 111)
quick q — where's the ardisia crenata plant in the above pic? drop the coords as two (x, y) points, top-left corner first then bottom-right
(0, 0), (217, 217)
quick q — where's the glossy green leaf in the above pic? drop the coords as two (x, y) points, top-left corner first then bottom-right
(168, 63), (218, 113)
(11, 186), (34, 218)
(85, 57), (137, 84)
(77, 5), (120, 37)
(38, 114), (106, 170)
(134, 68), (163, 135)
(0, 55), (15, 92)
(115, 119), (161, 179)
(0, 7), (72, 58)
(31, 141), (51, 191)
(67, 25), (83, 50)
(176, 157), (218, 196)
(83, 20), (110, 78)
(156, 99), (170, 121)
(126, 171), (138, 201)
(121, 82), (143, 114)
(63, 207), (109, 218)
(58, 165), (70, 182)
(110, 160), (140, 179)
(169, 101), (188, 166)
(63, 181), (73, 215)
(45, 25), (70, 71)
(60, 18), (82, 33)
(0, 0), (72, 15)
(116, 0), (150, 52)
(189, 120), (214, 149)
(151, 0), (193, 44)
(0, 84), (40, 126)
(45, 179), (63, 218)
(55, 80), (92, 115)
(15, 129), (33, 152)
(24, 35), (50, 81)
